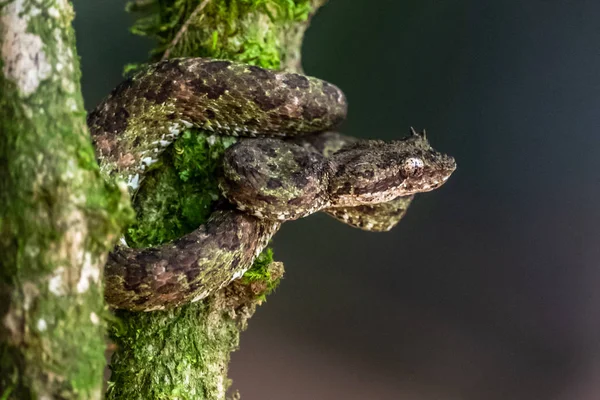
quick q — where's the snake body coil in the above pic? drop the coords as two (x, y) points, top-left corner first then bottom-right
(89, 58), (455, 311)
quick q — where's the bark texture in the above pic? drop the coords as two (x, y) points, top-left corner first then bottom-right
(108, 260), (284, 399)
(0, 1), (131, 399)
(106, 0), (325, 398)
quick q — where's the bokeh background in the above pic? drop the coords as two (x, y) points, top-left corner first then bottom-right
(72, 1), (600, 399)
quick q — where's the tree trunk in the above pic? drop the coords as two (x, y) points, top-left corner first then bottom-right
(0, 1), (131, 398)
(106, 1), (326, 398)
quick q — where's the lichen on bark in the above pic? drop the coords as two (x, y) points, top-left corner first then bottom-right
(105, 0), (326, 398)
(0, 0), (131, 398)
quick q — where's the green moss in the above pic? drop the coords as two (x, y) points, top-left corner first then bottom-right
(125, 129), (237, 247)
(240, 248), (280, 300)
(124, 125), (280, 300)
(126, 0), (313, 69)
(0, 3), (131, 398)
(124, 126), (280, 297)
(29, 286), (106, 395)
(108, 301), (241, 400)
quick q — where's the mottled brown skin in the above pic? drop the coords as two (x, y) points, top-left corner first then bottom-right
(326, 196), (415, 232)
(88, 58), (346, 186)
(105, 209), (279, 311)
(287, 131), (418, 231)
(328, 132), (455, 205)
(221, 131), (455, 221)
(89, 58), (455, 311)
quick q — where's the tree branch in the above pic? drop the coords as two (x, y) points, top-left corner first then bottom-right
(161, 0), (212, 61)
(105, 0), (326, 398)
(0, 0), (131, 398)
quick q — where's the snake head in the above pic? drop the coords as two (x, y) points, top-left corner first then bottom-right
(221, 131), (455, 221)
(329, 130), (456, 206)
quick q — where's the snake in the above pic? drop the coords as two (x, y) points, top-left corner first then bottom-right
(88, 58), (456, 311)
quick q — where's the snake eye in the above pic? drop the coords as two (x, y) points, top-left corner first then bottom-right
(402, 157), (424, 178)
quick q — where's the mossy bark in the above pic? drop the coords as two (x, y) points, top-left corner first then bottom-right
(106, 1), (325, 398)
(0, 1), (131, 399)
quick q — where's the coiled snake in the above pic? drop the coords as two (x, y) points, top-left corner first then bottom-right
(88, 58), (456, 311)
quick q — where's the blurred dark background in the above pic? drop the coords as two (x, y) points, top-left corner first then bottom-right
(72, 1), (600, 399)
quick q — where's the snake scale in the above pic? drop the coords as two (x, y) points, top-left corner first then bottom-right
(88, 58), (456, 311)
